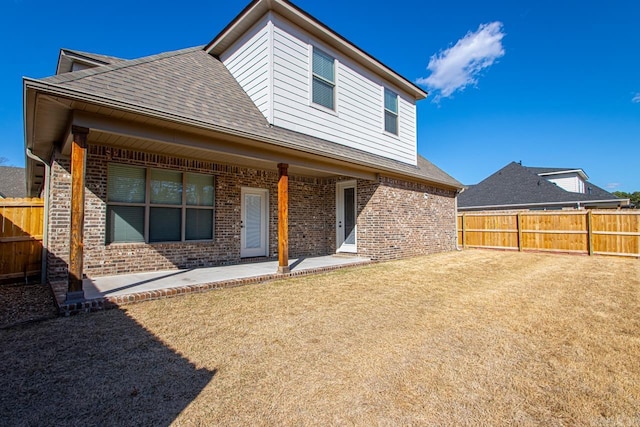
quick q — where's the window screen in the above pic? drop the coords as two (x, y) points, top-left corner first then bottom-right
(312, 48), (335, 109)
(384, 88), (398, 135)
(106, 164), (214, 243)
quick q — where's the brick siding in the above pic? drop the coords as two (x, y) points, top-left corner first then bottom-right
(357, 176), (457, 260)
(46, 144), (457, 294)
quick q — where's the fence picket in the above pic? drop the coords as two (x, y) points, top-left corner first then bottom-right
(0, 198), (44, 281)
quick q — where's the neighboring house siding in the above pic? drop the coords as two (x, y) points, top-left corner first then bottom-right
(220, 12), (418, 165)
(220, 16), (272, 121)
(545, 173), (585, 193)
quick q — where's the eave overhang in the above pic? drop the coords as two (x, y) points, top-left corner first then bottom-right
(24, 79), (459, 196)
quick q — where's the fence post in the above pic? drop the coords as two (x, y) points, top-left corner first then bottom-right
(516, 213), (522, 251)
(462, 214), (466, 248)
(587, 210), (593, 256)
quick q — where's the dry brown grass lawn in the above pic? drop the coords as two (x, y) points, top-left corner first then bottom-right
(1, 250), (639, 426)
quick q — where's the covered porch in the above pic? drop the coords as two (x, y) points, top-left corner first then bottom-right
(26, 99), (379, 307)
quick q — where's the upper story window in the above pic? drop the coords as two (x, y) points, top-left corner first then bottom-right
(312, 47), (335, 110)
(106, 164), (214, 244)
(384, 88), (398, 135)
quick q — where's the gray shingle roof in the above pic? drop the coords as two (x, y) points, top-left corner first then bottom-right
(458, 162), (623, 209)
(36, 47), (461, 189)
(0, 166), (26, 198)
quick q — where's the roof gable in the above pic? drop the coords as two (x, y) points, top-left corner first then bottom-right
(205, 0), (427, 100)
(524, 166), (589, 181)
(56, 49), (126, 75)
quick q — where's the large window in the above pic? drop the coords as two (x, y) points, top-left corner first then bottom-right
(384, 88), (398, 135)
(312, 47), (335, 110)
(107, 164), (214, 244)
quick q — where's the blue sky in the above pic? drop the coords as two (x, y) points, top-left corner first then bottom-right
(1, 0), (638, 191)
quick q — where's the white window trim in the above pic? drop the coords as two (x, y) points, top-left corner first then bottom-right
(308, 44), (339, 115)
(107, 165), (215, 244)
(382, 87), (399, 137)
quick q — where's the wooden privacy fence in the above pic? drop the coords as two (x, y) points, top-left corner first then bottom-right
(458, 210), (640, 258)
(0, 198), (44, 281)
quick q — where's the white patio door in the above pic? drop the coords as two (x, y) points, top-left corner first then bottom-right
(241, 188), (268, 258)
(336, 181), (357, 253)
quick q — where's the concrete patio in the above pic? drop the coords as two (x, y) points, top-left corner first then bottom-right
(80, 255), (371, 307)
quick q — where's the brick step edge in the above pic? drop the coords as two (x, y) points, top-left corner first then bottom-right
(57, 260), (375, 316)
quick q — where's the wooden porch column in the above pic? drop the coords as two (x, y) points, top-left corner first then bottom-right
(66, 126), (89, 302)
(277, 163), (290, 274)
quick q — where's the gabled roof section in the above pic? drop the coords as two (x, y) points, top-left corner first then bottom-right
(458, 162), (626, 210)
(25, 47), (461, 190)
(0, 166), (26, 198)
(205, 0), (427, 100)
(56, 49), (126, 75)
(525, 166), (589, 180)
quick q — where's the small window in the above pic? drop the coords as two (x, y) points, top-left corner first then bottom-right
(312, 47), (335, 110)
(384, 88), (398, 135)
(107, 164), (214, 244)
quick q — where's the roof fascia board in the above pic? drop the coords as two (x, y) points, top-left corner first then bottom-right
(205, 0), (427, 99)
(537, 169), (589, 180)
(56, 50), (111, 75)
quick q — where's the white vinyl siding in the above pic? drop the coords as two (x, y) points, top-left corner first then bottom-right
(220, 16), (272, 121)
(545, 173), (586, 193)
(219, 12), (418, 166)
(271, 16), (417, 165)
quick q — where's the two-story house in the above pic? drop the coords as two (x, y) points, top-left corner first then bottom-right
(23, 0), (462, 305)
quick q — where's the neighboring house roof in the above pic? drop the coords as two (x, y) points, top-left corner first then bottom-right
(458, 162), (627, 210)
(0, 166), (26, 198)
(28, 47), (461, 189)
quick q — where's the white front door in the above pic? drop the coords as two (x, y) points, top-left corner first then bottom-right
(336, 180), (357, 253)
(241, 188), (268, 258)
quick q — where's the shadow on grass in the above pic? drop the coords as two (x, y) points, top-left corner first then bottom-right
(0, 308), (215, 426)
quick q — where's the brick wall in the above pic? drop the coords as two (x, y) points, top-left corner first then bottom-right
(47, 150), (72, 302)
(356, 176), (457, 260)
(47, 145), (335, 280)
(46, 144), (457, 286)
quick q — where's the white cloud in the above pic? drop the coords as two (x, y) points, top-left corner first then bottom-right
(417, 22), (506, 101)
(632, 93), (640, 103)
(606, 183), (621, 190)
